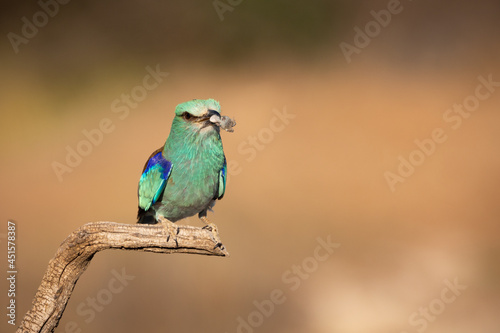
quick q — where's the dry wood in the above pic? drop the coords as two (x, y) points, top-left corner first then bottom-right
(17, 222), (228, 333)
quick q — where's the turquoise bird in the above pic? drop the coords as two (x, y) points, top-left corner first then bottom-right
(137, 99), (235, 244)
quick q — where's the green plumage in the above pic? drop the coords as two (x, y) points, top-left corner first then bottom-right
(137, 99), (231, 224)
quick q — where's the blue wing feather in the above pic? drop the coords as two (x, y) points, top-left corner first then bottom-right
(138, 150), (172, 211)
(217, 158), (227, 200)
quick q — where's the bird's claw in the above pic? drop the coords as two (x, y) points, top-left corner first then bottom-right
(201, 218), (222, 247)
(202, 222), (217, 233)
(202, 223), (222, 244)
(213, 241), (224, 251)
(159, 217), (179, 247)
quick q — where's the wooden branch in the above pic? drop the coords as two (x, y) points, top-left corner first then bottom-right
(17, 222), (228, 333)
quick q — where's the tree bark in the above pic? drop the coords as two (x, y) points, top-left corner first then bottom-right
(16, 221), (228, 333)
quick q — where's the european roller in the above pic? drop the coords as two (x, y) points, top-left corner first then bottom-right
(137, 99), (235, 244)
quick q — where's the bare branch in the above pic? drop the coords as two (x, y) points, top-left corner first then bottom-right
(17, 222), (228, 333)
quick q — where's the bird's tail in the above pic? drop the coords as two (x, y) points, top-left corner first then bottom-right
(137, 208), (158, 224)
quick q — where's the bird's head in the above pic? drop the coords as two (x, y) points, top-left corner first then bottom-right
(173, 99), (236, 135)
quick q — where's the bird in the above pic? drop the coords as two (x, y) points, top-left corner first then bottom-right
(136, 99), (235, 245)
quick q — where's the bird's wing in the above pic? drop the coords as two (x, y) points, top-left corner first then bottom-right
(217, 157), (227, 200)
(138, 149), (172, 211)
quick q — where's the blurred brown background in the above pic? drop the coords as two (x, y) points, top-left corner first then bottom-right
(1, 1), (500, 332)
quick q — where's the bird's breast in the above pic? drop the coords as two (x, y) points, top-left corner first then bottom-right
(157, 141), (224, 219)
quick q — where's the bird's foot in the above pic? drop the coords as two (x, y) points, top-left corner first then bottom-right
(200, 216), (222, 249)
(158, 216), (179, 247)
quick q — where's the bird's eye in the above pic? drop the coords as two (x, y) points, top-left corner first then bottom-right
(182, 112), (192, 120)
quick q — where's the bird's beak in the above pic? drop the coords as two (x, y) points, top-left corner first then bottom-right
(200, 109), (236, 132)
(207, 110), (221, 123)
(199, 110), (221, 129)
